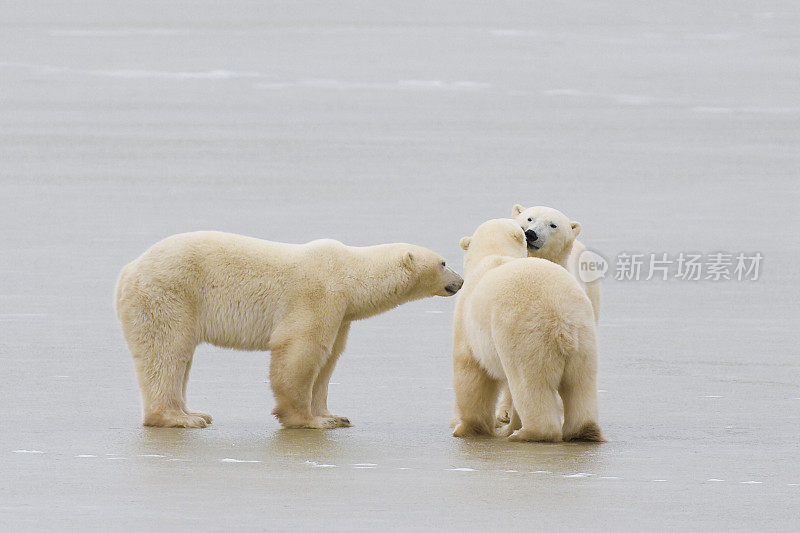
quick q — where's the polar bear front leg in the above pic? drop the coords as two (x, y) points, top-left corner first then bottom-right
(311, 322), (352, 427)
(269, 336), (339, 429)
(181, 354), (212, 424)
(503, 363), (562, 443)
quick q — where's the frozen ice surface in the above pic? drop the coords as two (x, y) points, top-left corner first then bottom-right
(1, 0), (799, 530)
(304, 461), (336, 468)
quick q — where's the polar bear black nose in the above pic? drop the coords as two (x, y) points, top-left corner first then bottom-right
(525, 229), (538, 241)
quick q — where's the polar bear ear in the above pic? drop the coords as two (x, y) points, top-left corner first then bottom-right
(403, 251), (415, 266)
(459, 236), (471, 251)
(570, 221), (582, 237)
(512, 204), (526, 217)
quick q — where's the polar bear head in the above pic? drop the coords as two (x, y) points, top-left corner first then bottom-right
(511, 205), (580, 267)
(400, 245), (464, 297)
(459, 218), (527, 273)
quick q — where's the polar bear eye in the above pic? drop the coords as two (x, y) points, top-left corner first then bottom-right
(550, 223), (557, 228)
(527, 218), (532, 222)
(440, 261), (446, 267)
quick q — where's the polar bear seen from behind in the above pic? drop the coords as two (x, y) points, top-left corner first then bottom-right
(451, 219), (603, 442)
(494, 204), (601, 425)
(115, 231), (463, 429)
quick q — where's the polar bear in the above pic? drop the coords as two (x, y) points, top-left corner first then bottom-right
(115, 231), (463, 429)
(451, 219), (603, 442)
(494, 204), (601, 425)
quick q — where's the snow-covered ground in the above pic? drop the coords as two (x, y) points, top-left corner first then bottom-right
(1, 1), (798, 530)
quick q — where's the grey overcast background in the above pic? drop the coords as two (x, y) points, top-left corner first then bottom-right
(1, 1), (799, 531)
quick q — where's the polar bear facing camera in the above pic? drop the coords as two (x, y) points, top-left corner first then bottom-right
(115, 231), (463, 429)
(451, 219), (603, 442)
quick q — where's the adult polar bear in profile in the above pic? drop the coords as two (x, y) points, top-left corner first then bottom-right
(451, 219), (603, 442)
(115, 231), (463, 429)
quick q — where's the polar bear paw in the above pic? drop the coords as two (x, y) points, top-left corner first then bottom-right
(277, 414), (344, 429)
(452, 419), (494, 438)
(507, 427), (561, 443)
(143, 410), (210, 428)
(186, 410), (213, 424)
(309, 411), (352, 427)
(328, 415), (352, 427)
(299, 416), (340, 429)
(496, 423), (515, 438)
(563, 421), (605, 442)
(495, 410), (510, 427)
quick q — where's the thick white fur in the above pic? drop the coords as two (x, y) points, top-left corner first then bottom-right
(452, 219), (603, 442)
(115, 231), (463, 429)
(512, 204), (600, 323)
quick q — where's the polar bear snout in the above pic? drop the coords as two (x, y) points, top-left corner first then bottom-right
(445, 281), (462, 295)
(443, 268), (464, 296)
(524, 229), (543, 250)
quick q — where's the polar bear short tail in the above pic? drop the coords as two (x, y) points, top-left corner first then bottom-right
(551, 315), (581, 358)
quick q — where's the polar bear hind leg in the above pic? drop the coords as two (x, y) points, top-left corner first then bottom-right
(182, 355), (213, 424)
(130, 331), (208, 428)
(499, 336), (564, 443)
(559, 329), (604, 442)
(117, 276), (210, 428)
